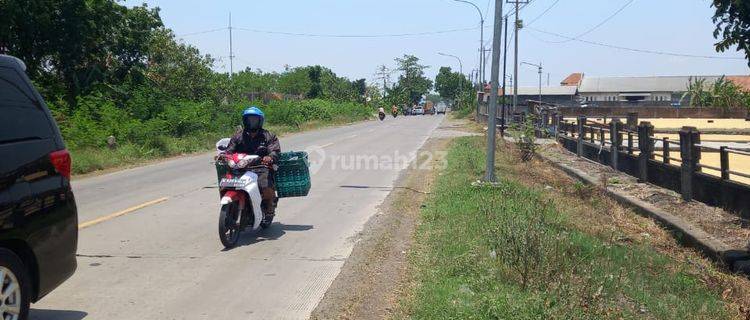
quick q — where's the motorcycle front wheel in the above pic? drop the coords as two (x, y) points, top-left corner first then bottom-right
(219, 202), (241, 248)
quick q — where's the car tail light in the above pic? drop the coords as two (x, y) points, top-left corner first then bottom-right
(50, 149), (72, 179)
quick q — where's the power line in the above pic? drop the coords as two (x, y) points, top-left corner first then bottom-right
(526, 0), (562, 27)
(504, 0), (534, 18)
(547, 0), (634, 43)
(233, 25), (479, 38)
(527, 27), (746, 60)
(177, 27), (227, 37)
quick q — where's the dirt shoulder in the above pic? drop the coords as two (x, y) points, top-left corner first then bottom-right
(309, 118), (476, 320)
(540, 142), (750, 251)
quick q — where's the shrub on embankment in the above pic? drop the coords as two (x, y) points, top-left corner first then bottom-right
(56, 93), (371, 174)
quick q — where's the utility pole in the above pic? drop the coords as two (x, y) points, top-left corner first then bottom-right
(482, 47), (492, 85)
(228, 12), (235, 77)
(485, 0), (504, 183)
(501, 16), (509, 136)
(508, 0), (528, 113)
(375, 65), (390, 98)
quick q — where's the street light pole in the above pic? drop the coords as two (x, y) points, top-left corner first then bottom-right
(438, 52), (463, 75)
(438, 52), (465, 105)
(522, 61), (543, 105)
(452, 0), (484, 119)
(485, 0), (504, 182)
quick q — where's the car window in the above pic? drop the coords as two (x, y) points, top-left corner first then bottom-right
(0, 67), (53, 143)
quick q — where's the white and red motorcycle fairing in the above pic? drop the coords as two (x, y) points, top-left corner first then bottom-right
(216, 139), (263, 231)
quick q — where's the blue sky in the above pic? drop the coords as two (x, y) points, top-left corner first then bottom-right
(124, 0), (747, 87)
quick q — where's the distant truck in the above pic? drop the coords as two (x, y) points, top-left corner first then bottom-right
(422, 101), (435, 115)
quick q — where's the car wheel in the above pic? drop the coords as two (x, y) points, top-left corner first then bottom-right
(0, 249), (30, 320)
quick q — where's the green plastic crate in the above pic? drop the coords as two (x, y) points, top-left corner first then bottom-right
(276, 151), (311, 198)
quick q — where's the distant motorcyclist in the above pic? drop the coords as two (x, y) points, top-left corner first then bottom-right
(391, 105), (398, 117)
(378, 106), (386, 121)
(226, 106), (281, 222)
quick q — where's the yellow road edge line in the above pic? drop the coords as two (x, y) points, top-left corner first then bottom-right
(78, 197), (169, 230)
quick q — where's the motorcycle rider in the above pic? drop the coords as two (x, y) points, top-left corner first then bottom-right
(391, 105), (398, 115)
(226, 106), (281, 222)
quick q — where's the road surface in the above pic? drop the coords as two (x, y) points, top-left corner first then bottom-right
(30, 115), (445, 320)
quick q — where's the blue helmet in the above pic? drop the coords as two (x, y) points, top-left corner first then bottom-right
(242, 106), (265, 131)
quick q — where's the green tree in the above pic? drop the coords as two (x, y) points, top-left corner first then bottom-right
(307, 65), (323, 99)
(392, 55), (433, 105)
(434, 66), (471, 102)
(277, 67), (312, 96)
(0, 0), (163, 107)
(712, 0), (750, 66)
(681, 77), (713, 107)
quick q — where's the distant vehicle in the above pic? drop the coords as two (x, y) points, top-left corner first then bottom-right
(435, 102), (448, 114)
(423, 101), (435, 115)
(412, 106), (425, 115)
(0, 54), (78, 319)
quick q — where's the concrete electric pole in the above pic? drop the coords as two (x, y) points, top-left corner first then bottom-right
(507, 0), (528, 113)
(228, 12), (235, 78)
(485, 0), (504, 182)
(375, 65), (390, 98)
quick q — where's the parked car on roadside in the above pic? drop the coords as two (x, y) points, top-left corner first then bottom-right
(0, 55), (78, 319)
(412, 106), (424, 115)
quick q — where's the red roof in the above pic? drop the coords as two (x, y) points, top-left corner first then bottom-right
(727, 76), (750, 92)
(560, 73), (583, 86)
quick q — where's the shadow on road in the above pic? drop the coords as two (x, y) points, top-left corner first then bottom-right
(227, 223), (314, 249)
(30, 309), (88, 320)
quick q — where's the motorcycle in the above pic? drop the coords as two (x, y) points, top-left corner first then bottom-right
(214, 138), (274, 248)
(378, 111), (386, 121)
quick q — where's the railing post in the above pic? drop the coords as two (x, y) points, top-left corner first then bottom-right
(720, 146), (729, 180)
(610, 118), (622, 170)
(627, 112), (639, 131)
(577, 116), (586, 157)
(663, 137), (670, 164)
(627, 132), (634, 155)
(679, 126), (700, 201)
(590, 124), (595, 143)
(637, 122), (654, 183)
(551, 113), (560, 137)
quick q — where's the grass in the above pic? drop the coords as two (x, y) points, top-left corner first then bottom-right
(69, 119), (364, 175)
(401, 136), (737, 319)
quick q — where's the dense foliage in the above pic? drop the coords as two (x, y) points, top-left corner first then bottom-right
(434, 66), (469, 101)
(682, 76), (750, 111)
(0, 0), (371, 173)
(386, 55), (433, 106)
(712, 0), (750, 67)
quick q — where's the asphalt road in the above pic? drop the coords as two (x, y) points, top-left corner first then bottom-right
(30, 114), (445, 320)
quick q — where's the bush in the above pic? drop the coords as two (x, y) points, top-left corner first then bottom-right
(60, 91), (371, 174)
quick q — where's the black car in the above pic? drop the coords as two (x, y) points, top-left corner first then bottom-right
(0, 55), (78, 319)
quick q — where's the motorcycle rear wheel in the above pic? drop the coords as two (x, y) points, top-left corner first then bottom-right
(219, 202), (241, 248)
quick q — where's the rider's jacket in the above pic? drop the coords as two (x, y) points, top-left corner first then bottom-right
(226, 129), (281, 163)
